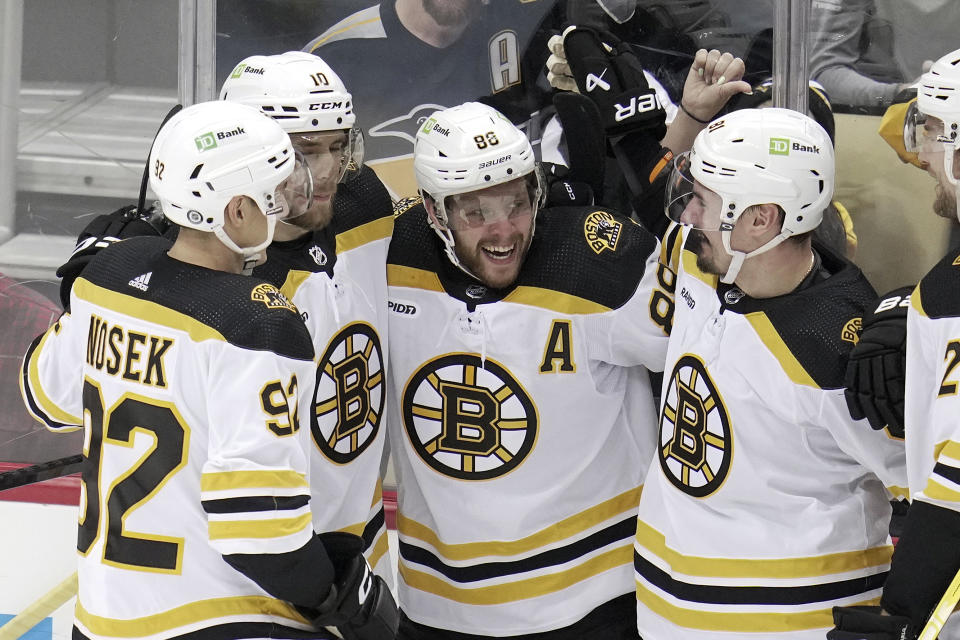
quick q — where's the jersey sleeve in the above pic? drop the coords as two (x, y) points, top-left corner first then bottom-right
(811, 387), (908, 499)
(20, 311), (84, 431)
(588, 239), (673, 372)
(200, 339), (317, 558)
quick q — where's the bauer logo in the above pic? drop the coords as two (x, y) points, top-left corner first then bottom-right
(769, 138), (790, 155)
(195, 132), (217, 152)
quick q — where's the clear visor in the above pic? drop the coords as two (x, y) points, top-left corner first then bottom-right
(292, 127), (364, 186)
(274, 150), (314, 219)
(664, 152), (724, 231)
(441, 172), (542, 231)
(904, 101), (954, 153)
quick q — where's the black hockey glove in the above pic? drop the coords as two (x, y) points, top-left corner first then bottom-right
(827, 605), (918, 640)
(56, 204), (169, 309)
(843, 286), (912, 438)
(560, 25), (667, 141)
(303, 532), (398, 640)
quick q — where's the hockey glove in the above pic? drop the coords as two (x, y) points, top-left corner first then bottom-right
(843, 286), (912, 438)
(827, 605), (918, 640)
(56, 204), (169, 309)
(304, 532), (398, 640)
(560, 25), (667, 141)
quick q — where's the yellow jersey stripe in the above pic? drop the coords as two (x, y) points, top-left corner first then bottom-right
(337, 216), (393, 254)
(75, 278), (226, 343)
(25, 328), (82, 426)
(636, 581), (879, 633)
(400, 543), (631, 605)
(681, 250), (718, 288)
(201, 470), (307, 492)
(502, 286), (610, 314)
(75, 595), (307, 637)
(308, 16), (381, 52)
(368, 529), (391, 568)
(922, 478), (960, 503)
(208, 513), (312, 540)
(936, 439), (960, 462)
(745, 311), (819, 389)
(278, 270), (313, 305)
(398, 485), (641, 560)
(635, 520), (892, 578)
(388, 265), (445, 293)
(910, 284), (926, 318)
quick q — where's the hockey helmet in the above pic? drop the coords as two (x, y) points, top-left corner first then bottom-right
(220, 51), (362, 182)
(413, 102), (543, 275)
(905, 49), (960, 188)
(665, 107), (834, 282)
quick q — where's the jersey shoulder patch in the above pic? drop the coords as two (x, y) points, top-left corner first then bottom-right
(916, 249), (960, 319)
(517, 206), (658, 311)
(82, 237), (313, 360)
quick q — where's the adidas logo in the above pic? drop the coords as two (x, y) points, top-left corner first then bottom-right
(128, 272), (152, 291)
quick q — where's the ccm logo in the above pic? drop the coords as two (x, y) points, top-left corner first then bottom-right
(389, 300), (418, 316)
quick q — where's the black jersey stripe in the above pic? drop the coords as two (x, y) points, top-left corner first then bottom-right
(634, 550), (888, 606)
(934, 461), (960, 486)
(201, 494), (310, 514)
(399, 516), (635, 583)
(361, 505), (385, 549)
(74, 621), (332, 640)
(21, 333), (77, 430)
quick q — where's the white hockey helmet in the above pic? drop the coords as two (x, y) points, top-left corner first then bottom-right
(220, 51), (362, 182)
(149, 101), (307, 264)
(666, 107), (834, 282)
(905, 49), (960, 189)
(413, 102), (543, 274)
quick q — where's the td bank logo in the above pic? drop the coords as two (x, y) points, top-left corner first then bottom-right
(769, 137), (790, 155)
(230, 64), (246, 79)
(195, 132), (217, 152)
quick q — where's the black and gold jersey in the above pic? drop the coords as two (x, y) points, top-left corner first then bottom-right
(253, 163), (395, 584)
(634, 224), (908, 640)
(21, 237), (326, 639)
(386, 204), (670, 634)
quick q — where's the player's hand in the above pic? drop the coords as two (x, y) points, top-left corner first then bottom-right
(678, 49), (751, 124)
(56, 204), (169, 309)
(307, 532), (399, 640)
(827, 605), (918, 640)
(559, 25), (667, 140)
(843, 286), (912, 438)
(546, 33), (578, 93)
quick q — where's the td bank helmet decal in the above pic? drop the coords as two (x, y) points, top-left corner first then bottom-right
(659, 354), (732, 497)
(312, 322), (385, 464)
(403, 354), (538, 480)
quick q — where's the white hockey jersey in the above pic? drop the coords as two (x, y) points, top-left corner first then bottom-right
(254, 165), (394, 583)
(385, 201), (670, 635)
(20, 237), (326, 640)
(634, 225), (908, 640)
(906, 250), (960, 509)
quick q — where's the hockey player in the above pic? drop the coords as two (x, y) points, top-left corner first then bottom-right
(220, 51), (395, 586)
(632, 107), (908, 640)
(828, 48), (960, 640)
(19, 101), (396, 639)
(385, 100), (671, 638)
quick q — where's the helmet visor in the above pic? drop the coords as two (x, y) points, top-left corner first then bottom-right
(276, 150), (314, 219)
(441, 172), (542, 231)
(292, 127), (364, 185)
(904, 101), (953, 153)
(664, 152), (723, 231)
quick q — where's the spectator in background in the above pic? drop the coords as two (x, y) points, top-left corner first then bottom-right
(809, 0), (960, 111)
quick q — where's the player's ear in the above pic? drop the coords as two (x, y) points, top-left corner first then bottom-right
(223, 195), (248, 227)
(422, 194), (445, 230)
(749, 203), (780, 234)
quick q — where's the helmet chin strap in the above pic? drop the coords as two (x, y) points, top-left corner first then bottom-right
(213, 214), (277, 276)
(720, 229), (790, 285)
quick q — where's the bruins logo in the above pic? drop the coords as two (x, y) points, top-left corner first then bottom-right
(251, 283), (298, 312)
(393, 195), (423, 218)
(584, 211), (622, 254)
(312, 323), (384, 464)
(841, 317), (862, 344)
(659, 354), (732, 498)
(402, 354), (538, 480)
